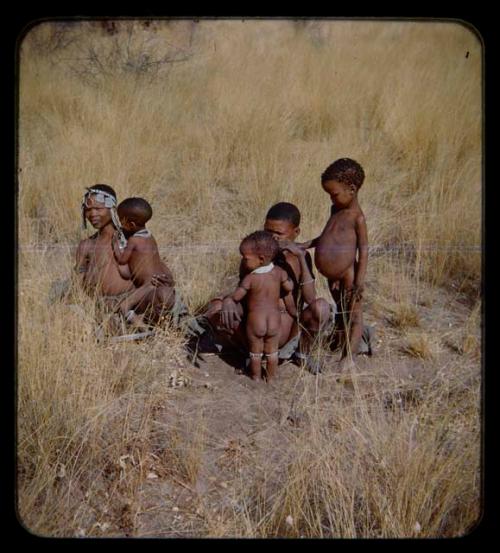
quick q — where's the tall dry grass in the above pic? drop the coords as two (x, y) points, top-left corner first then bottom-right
(17, 19), (482, 537)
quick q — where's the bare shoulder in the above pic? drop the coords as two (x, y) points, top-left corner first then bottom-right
(76, 235), (94, 252)
(240, 273), (255, 289)
(126, 235), (142, 248)
(136, 235), (158, 250)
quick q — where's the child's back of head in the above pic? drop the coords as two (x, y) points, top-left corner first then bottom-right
(241, 230), (280, 264)
(118, 197), (153, 227)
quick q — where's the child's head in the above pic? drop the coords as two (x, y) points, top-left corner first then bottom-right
(321, 158), (365, 207)
(117, 197), (153, 233)
(82, 184), (118, 230)
(263, 202), (301, 242)
(240, 230), (280, 271)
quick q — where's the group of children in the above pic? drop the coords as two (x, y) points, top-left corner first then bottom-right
(77, 158), (370, 381)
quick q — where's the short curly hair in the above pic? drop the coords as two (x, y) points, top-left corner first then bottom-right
(240, 230), (280, 262)
(265, 202), (301, 227)
(321, 158), (365, 190)
(117, 197), (153, 226)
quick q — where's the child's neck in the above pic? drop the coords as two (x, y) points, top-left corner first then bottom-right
(252, 261), (274, 274)
(124, 225), (147, 237)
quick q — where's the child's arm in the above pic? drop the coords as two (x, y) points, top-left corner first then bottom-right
(231, 274), (252, 303)
(295, 237), (320, 250)
(353, 213), (369, 299)
(112, 233), (136, 265)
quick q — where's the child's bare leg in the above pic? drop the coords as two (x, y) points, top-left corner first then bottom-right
(263, 312), (280, 381)
(248, 351), (263, 380)
(136, 284), (175, 325)
(337, 272), (363, 372)
(345, 296), (363, 358)
(246, 313), (267, 381)
(328, 278), (344, 342)
(329, 278), (354, 372)
(264, 338), (280, 380)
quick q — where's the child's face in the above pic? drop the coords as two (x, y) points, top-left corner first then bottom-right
(263, 219), (300, 242)
(117, 208), (140, 235)
(240, 242), (266, 271)
(84, 195), (112, 229)
(322, 179), (355, 208)
(118, 215), (137, 234)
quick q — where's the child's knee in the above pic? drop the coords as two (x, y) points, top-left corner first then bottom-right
(304, 298), (331, 326)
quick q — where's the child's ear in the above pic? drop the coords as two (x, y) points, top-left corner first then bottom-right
(294, 227), (300, 238)
(258, 255), (266, 264)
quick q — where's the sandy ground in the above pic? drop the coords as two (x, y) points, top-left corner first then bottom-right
(94, 285), (478, 538)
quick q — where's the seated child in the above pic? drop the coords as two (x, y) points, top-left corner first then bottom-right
(112, 197), (175, 328)
(230, 230), (296, 382)
(299, 158), (369, 371)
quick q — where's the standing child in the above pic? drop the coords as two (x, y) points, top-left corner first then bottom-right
(300, 158), (369, 372)
(230, 231), (296, 382)
(112, 197), (175, 328)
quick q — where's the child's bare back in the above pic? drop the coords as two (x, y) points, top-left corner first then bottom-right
(112, 197), (175, 327)
(121, 233), (171, 288)
(231, 231), (295, 381)
(238, 266), (288, 338)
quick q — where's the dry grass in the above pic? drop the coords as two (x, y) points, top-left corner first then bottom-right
(17, 19), (481, 538)
(401, 331), (441, 361)
(388, 303), (421, 330)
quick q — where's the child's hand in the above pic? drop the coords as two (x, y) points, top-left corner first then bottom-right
(151, 273), (174, 287)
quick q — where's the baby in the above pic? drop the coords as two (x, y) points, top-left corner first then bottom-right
(231, 231), (296, 381)
(112, 197), (175, 327)
(300, 158), (368, 371)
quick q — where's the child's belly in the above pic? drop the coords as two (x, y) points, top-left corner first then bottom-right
(314, 234), (357, 280)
